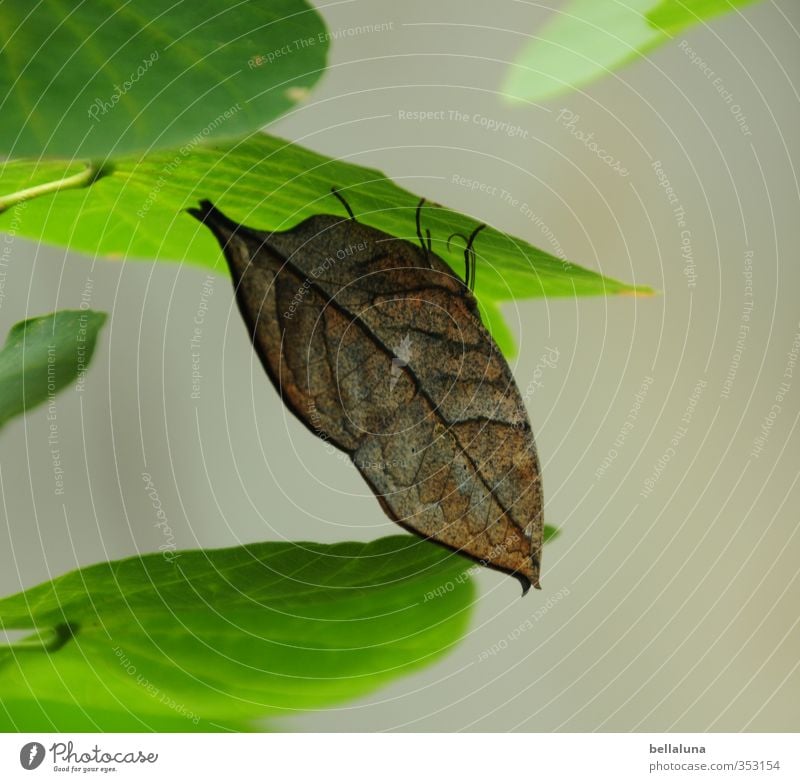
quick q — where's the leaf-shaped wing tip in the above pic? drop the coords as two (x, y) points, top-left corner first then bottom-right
(188, 200), (242, 247)
(516, 572), (534, 596)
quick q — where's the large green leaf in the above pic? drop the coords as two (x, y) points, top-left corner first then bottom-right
(0, 310), (106, 428)
(0, 134), (650, 354)
(502, 0), (762, 103)
(0, 1), (328, 160)
(0, 536), (473, 731)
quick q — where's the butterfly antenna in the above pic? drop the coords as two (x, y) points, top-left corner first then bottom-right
(415, 198), (427, 253)
(464, 224), (486, 292)
(331, 187), (357, 221)
(447, 231), (472, 289)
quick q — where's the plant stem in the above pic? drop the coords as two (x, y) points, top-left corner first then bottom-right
(0, 623), (74, 652)
(0, 162), (110, 214)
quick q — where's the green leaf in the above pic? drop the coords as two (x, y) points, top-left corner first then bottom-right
(0, 134), (651, 355)
(502, 0), (761, 103)
(0, 310), (106, 428)
(0, 698), (249, 733)
(543, 524), (560, 543)
(478, 300), (519, 358)
(647, 0), (761, 33)
(0, 0), (328, 160)
(0, 536), (474, 731)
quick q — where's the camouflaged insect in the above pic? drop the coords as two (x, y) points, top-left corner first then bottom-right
(190, 193), (544, 591)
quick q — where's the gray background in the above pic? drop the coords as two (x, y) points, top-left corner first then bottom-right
(1, 0), (798, 731)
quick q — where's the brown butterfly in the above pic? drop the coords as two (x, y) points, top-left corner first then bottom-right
(189, 191), (543, 591)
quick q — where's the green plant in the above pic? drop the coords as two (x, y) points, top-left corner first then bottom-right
(502, 0), (761, 103)
(0, 311), (106, 429)
(0, 537), (473, 731)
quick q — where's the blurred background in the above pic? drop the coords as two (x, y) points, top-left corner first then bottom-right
(1, 0), (798, 731)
